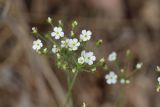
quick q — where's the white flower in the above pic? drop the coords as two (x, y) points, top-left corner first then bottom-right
(136, 62), (143, 69)
(108, 52), (117, 62)
(157, 77), (160, 84)
(32, 39), (43, 51)
(68, 38), (80, 51)
(83, 52), (96, 65)
(61, 39), (69, 48)
(51, 27), (64, 39)
(52, 45), (58, 53)
(80, 51), (96, 65)
(105, 71), (118, 85)
(78, 57), (85, 64)
(80, 30), (92, 41)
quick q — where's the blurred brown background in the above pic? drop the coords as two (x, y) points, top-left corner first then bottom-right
(0, 0), (160, 107)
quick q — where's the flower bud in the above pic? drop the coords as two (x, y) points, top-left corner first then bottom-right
(47, 17), (52, 24)
(43, 48), (48, 54)
(32, 27), (38, 34)
(91, 67), (96, 72)
(156, 86), (160, 92)
(99, 58), (105, 63)
(70, 31), (76, 37)
(156, 66), (160, 72)
(58, 20), (63, 27)
(72, 68), (76, 73)
(72, 20), (78, 29)
(96, 39), (103, 46)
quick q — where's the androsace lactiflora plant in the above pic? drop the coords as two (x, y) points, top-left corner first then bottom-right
(32, 17), (160, 107)
(32, 17), (102, 107)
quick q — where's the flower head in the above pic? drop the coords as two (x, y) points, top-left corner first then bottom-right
(52, 45), (58, 53)
(108, 52), (117, 62)
(68, 38), (80, 51)
(32, 39), (43, 51)
(51, 27), (64, 39)
(105, 71), (118, 85)
(80, 30), (92, 42)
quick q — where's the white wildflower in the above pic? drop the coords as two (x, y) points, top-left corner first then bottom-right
(83, 52), (96, 65)
(68, 38), (80, 51)
(105, 71), (118, 85)
(80, 50), (96, 65)
(78, 57), (85, 64)
(108, 52), (117, 62)
(136, 62), (143, 69)
(80, 30), (92, 41)
(61, 39), (69, 48)
(52, 45), (58, 53)
(51, 27), (64, 39)
(32, 39), (43, 51)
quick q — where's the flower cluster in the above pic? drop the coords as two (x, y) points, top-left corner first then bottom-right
(104, 50), (143, 85)
(32, 18), (99, 74)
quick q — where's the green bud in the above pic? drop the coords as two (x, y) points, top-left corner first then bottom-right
(126, 80), (130, 84)
(120, 69), (124, 73)
(126, 49), (131, 59)
(72, 20), (78, 29)
(56, 53), (61, 59)
(57, 61), (62, 68)
(36, 50), (42, 54)
(156, 66), (160, 72)
(96, 39), (103, 46)
(103, 65), (108, 70)
(71, 31), (76, 37)
(43, 48), (48, 54)
(58, 20), (63, 27)
(32, 27), (38, 34)
(156, 85), (160, 92)
(99, 58), (105, 63)
(72, 68), (76, 73)
(47, 17), (52, 24)
(91, 67), (96, 72)
(62, 64), (67, 70)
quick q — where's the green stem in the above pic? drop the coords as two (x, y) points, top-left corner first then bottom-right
(65, 71), (79, 107)
(114, 87), (125, 107)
